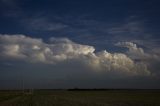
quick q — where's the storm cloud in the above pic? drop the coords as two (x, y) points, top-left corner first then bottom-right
(0, 34), (152, 76)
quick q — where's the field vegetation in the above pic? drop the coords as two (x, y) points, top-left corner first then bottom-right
(0, 89), (160, 106)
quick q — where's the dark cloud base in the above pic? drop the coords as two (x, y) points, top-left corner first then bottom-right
(0, 34), (160, 89)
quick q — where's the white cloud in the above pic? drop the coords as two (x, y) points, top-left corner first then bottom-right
(84, 50), (150, 76)
(115, 42), (145, 58)
(0, 34), (151, 76)
(2, 44), (25, 58)
(115, 41), (160, 77)
(115, 41), (160, 62)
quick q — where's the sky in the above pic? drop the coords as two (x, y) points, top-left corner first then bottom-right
(0, 0), (160, 89)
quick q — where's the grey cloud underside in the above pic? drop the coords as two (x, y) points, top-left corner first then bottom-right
(0, 34), (153, 76)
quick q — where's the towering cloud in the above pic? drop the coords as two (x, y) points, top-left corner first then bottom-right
(115, 41), (160, 63)
(115, 42), (146, 59)
(0, 34), (151, 76)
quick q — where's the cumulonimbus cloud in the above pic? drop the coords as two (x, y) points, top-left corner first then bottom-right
(115, 42), (146, 59)
(115, 41), (160, 62)
(0, 34), (151, 76)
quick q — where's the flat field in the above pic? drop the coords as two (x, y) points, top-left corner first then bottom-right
(0, 90), (160, 106)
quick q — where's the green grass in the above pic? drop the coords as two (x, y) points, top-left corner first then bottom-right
(0, 90), (160, 106)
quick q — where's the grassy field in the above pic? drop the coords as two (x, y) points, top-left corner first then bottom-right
(0, 90), (160, 106)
